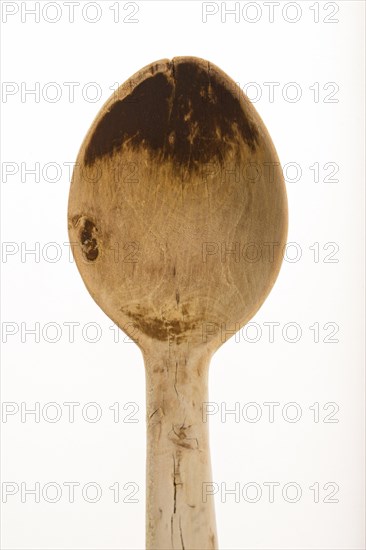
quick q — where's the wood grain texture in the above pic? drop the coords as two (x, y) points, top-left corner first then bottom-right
(68, 56), (288, 549)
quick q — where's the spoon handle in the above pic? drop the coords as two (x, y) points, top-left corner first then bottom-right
(144, 349), (217, 549)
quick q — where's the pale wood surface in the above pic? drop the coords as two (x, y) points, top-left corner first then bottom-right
(68, 56), (288, 549)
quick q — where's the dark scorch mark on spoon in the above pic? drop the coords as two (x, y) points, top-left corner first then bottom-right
(84, 60), (259, 172)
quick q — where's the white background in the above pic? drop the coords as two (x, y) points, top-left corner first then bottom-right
(1, 1), (365, 549)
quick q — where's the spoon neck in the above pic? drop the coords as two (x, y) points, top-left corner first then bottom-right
(144, 346), (210, 431)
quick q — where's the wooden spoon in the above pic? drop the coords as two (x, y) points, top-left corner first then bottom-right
(68, 57), (288, 550)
